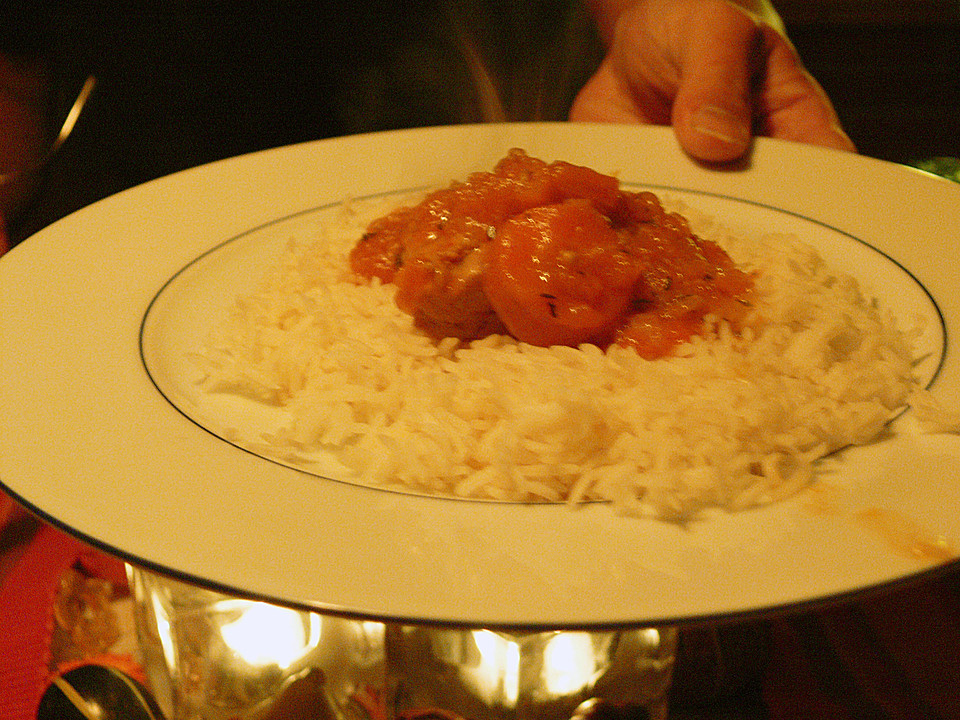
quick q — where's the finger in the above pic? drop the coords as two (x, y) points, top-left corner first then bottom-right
(569, 58), (666, 125)
(670, 3), (760, 162)
(756, 25), (856, 152)
(571, 2), (678, 126)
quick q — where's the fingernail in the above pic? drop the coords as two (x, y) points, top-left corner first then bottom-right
(691, 105), (750, 147)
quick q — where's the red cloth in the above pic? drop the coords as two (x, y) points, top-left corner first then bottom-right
(0, 238), (136, 717)
(0, 493), (128, 720)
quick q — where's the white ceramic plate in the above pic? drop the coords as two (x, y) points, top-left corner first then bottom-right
(2, 123), (959, 629)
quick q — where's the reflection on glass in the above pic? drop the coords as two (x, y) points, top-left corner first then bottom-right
(387, 625), (676, 720)
(129, 566), (676, 720)
(540, 632), (598, 696)
(129, 568), (383, 720)
(469, 630), (521, 706)
(217, 600), (322, 669)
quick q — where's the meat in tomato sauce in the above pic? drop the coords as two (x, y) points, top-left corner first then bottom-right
(348, 149), (754, 359)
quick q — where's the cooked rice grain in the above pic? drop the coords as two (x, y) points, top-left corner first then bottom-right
(196, 204), (918, 520)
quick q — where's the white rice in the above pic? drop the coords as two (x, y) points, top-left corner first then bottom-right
(194, 195), (919, 520)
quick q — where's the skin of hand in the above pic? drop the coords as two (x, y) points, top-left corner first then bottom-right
(572, 0), (856, 162)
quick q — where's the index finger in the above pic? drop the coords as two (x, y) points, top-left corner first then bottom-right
(754, 24), (856, 152)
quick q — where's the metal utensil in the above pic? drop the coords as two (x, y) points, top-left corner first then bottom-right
(0, 75), (97, 186)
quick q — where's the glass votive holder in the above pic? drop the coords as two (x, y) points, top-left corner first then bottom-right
(385, 624), (677, 720)
(127, 565), (385, 720)
(128, 565), (677, 720)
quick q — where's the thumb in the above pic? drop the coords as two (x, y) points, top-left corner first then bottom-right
(670, 6), (761, 162)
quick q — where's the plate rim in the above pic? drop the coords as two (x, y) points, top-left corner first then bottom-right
(3, 121), (959, 629)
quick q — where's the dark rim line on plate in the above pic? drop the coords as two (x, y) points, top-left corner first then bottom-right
(138, 182), (949, 503)
(1, 174), (952, 629)
(6, 472), (960, 632)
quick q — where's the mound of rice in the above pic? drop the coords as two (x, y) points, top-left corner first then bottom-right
(194, 196), (919, 520)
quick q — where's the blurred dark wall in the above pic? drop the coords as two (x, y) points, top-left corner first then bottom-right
(4, 1), (958, 245)
(3, 1), (600, 245)
(784, 3), (960, 165)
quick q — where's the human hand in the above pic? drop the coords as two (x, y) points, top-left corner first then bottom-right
(571, 0), (855, 162)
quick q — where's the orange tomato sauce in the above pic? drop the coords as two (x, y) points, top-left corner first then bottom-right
(349, 149), (754, 359)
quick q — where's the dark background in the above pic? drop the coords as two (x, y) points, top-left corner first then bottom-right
(4, 0), (959, 239)
(782, 0), (960, 165)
